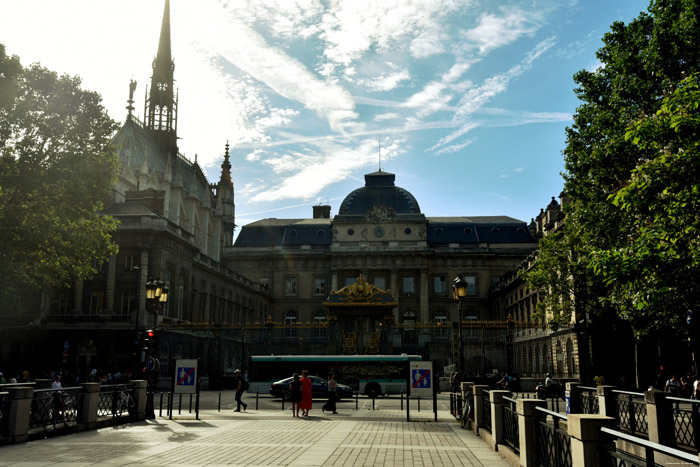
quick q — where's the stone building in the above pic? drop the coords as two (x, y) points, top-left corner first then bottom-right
(225, 170), (539, 371)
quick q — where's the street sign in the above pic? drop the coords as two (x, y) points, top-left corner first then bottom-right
(146, 357), (159, 371)
(174, 359), (197, 394)
(409, 361), (433, 397)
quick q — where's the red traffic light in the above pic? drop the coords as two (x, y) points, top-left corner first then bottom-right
(146, 330), (155, 338)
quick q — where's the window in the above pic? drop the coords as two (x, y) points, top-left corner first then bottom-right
(461, 275), (477, 295)
(403, 277), (415, 295)
(313, 311), (327, 338)
(259, 277), (270, 292)
(345, 276), (356, 287)
(433, 275), (447, 294)
(284, 276), (298, 296)
(284, 311), (298, 338)
(88, 291), (104, 314)
(374, 277), (386, 290)
(120, 291), (137, 316)
(177, 275), (184, 320)
(313, 277), (327, 295)
(124, 255), (138, 272)
(56, 293), (70, 315)
(403, 311), (417, 344)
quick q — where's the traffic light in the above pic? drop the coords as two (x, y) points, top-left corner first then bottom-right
(143, 329), (156, 353)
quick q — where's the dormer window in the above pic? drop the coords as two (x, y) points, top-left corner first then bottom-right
(158, 82), (168, 91)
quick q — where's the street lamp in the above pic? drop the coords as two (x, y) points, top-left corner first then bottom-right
(453, 275), (468, 374)
(144, 276), (168, 419)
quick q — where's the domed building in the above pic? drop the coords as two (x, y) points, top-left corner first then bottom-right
(226, 170), (538, 369)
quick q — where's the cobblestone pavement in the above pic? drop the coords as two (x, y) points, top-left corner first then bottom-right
(0, 408), (511, 466)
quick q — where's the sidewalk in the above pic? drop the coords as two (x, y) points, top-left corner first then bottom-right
(0, 408), (512, 466)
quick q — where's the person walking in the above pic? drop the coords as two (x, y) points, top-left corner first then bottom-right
(300, 370), (313, 416)
(233, 369), (248, 412)
(322, 372), (338, 414)
(289, 373), (302, 417)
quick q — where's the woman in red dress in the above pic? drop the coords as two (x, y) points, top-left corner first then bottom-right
(300, 370), (313, 416)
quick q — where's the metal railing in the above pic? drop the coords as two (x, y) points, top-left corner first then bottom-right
(97, 384), (135, 418)
(481, 390), (492, 432)
(502, 395), (519, 453)
(535, 406), (572, 467)
(601, 426), (699, 467)
(28, 387), (81, 433)
(0, 391), (9, 441)
(667, 396), (700, 452)
(613, 390), (648, 437)
(578, 385), (599, 414)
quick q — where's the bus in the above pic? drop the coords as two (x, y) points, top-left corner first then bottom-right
(249, 354), (423, 398)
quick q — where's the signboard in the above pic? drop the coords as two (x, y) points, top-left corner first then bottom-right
(62, 341), (69, 364)
(174, 359), (198, 394)
(409, 361), (433, 397)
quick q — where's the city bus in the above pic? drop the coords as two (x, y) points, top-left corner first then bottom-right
(248, 354), (423, 398)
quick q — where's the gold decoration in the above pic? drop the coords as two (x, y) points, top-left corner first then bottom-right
(330, 275), (390, 302)
(343, 331), (357, 355)
(364, 331), (380, 354)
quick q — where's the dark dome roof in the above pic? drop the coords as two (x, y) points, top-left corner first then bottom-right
(337, 171), (422, 217)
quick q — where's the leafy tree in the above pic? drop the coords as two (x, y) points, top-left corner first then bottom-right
(523, 0), (700, 338)
(591, 73), (700, 337)
(0, 44), (120, 298)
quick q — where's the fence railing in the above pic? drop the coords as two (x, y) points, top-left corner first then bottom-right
(578, 385), (599, 414)
(502, 395), (519, 453)
(0, 391), (9, 441)
(28, 387), (82, 432)
(481, 390), (492, 432)
(534, 406), (572, 467)
(601, 426), (699, 467)
(667, 396), (700, 451)
(613, 390), (648, 437)
(97, 384), (136, 418)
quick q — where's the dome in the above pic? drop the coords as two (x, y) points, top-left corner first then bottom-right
(337, 171), (422, 219)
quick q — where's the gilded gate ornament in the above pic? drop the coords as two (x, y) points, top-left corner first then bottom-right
(364, 331), (380, 355)
(329, 275), (390, 303)
(343, 331), (358, 355)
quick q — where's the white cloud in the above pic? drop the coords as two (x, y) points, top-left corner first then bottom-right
(374, 113), (401, 121)
(433, 139), (475, 155)
(362, 68), (411, 92)
(462, 9), (542, 55)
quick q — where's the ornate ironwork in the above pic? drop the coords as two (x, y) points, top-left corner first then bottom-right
(535, 408), (572, 467)
(29, 388), (80, 432)
(668, 397), (700, 451)
(580, 391), (599, 414)
(481, 391), (492, 432)
(615, 393), (648, 436)
(98, 385), (135, 418)
(502, 399), (520, 453)
(328, 275), (392, 303)
(364, 330), (380, 354)
(342, 331), (358, 355)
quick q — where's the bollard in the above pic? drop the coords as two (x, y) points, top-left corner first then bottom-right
(356, 392), (359, 410)
(218, 392), (221, 412)
(401, 391), (404, 411)
(179, 393), (182, 415)
(159, 392), (163, 417)
(372, 397), (375, 410)
(282, 397), (285, 411)
(256, 391), (259, 411)
(167, 392), (171, 416)
(189, 393), (193, 413)
(418, 396), (421, 412)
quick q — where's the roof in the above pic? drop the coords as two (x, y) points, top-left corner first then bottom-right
(336, 171), (423, 220)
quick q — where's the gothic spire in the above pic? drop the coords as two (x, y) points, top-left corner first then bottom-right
(146, 0), (178, 156)
(219, 141), (233, 188)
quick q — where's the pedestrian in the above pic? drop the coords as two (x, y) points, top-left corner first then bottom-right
(52, 374), (62, 389)
(693, 374), (700, 399)
(300, 370), (313, 416)
(289, 373), (302, 417)
(0, 372), (5, 384)
(665, 374), (683, 394)
(322, 372), (338, 414)
(233, 369), (248, 412)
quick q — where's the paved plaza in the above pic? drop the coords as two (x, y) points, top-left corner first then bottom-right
(0, 399), (511, 467)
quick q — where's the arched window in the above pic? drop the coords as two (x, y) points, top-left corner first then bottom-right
(284, 311), (298, 338)
(313, 311), (327, 339)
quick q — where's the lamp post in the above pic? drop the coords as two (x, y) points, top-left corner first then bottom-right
(453, 275), (468, 374)
(144, 277), (168, 419)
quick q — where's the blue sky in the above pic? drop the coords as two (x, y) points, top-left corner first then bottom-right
(1, 0), (649, 231)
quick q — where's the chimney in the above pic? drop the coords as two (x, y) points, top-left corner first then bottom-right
(313, 205), (331, 219)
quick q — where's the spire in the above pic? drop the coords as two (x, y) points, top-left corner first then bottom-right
(146, 0), (178, 156)
(219, 141), (233, 188)
(126, 80), (137, 119)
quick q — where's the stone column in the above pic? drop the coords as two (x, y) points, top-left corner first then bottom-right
(516, 398), (547, 467)
(566, 382), (582, 414)
(7, 387), (33, 443)
(419, 269), (429, 323)
(473, 384), (489, 432)
(490, 390), (510, 447)
(568, 414), (616, 467)
(597, 385), (617, 418)
(131, 380), (148, 420)
(79, 382), (101, 429)
(644, 389), (673, 445)
(105, 254), (117, 314)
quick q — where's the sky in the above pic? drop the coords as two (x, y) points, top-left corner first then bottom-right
(1, 0), (650, 232)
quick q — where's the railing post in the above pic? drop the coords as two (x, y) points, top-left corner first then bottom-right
(566, 382), (582, 414)
(597, 385), (617, 418)
(473, 385), (489, 432)
(516, 398), (546, 467)
(131, 380), (148, 420)
(644, 389), (673, 446)
(490, 390), (509, 448)
(79, 383), (100, 428)
(6, 387), (33, 444)
(460, 381), (474, 398)
(568, 414), (616, 467)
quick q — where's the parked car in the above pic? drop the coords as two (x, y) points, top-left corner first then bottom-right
(269, 376), (353, 401)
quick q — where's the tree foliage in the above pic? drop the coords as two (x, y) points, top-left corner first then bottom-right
(523, 0), (700, 338)
(0, 44), (120, 294)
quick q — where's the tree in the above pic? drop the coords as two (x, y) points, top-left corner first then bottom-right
(524, 1), (700, 338)
(0, 44), (120, 300)
(591, 73), (700, 337)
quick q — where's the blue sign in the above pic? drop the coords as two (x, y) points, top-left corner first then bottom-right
(146, 357), (157, 371)
(177, 367), (196, 386)
(411, 369), (431, 389)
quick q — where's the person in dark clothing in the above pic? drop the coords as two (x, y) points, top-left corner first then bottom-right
(233, 369), (247, 412)
(322, 372), (338, 414)
(289, 373), (302, 417)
